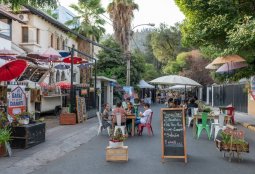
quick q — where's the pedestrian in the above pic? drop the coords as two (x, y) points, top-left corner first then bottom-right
(102, 103), (112, 132)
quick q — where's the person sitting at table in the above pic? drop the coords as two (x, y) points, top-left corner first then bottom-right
(127, 102), (135, 114)
(122, 97), (130, 110)
(112, 101), (127, 126)
(102, 103), (112, 130)
(187, 98), (198, 117)
(135, 103), (152, 126)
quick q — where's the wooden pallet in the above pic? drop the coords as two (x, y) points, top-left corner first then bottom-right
(106, 146), (128, 162)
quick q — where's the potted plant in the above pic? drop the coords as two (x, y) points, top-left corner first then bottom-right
(109, 128), (127, 148)
(15, 111), (34, 125)
(0, 128), (11, 157)
(220, 131), (231, 150)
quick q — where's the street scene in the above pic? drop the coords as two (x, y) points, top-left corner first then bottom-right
(0, 0), (255, 174)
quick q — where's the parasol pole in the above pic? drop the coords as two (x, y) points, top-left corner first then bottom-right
(70, 44), (75, 113)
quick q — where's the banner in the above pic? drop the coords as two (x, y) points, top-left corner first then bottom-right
(123, 86), (134, 103)
(7, 85), (27, 116)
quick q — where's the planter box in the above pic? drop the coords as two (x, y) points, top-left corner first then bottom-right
(0, 144), (7, 157)
(59, 113), (76, 125)
(106, 146), (128, 162)
(10, 123), (45, 149)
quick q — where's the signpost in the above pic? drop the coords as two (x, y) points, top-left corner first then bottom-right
(160, 108), (187, 163)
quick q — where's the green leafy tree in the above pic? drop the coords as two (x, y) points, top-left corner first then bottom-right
(97, 37), (145, 86)
(0, 0), (57, 10)
(65, 0), (106, 42)
(175, 0), (255, 80)
(150, 23), (187, 65)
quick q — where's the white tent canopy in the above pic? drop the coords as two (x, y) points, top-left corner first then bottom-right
(137, 80), (154, 89)
(150, 75), (201, 86)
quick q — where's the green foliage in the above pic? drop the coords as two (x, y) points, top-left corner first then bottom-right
(97, 37), (145, 86)
(65, 0), (106, 42)
(142, 63), (160, 81)
(0, 0), (57, 10)
(221, 131), (231, 144)
(0, 128), (11, 144)
(175, 0), (255, 80)
(150, 23), (186, 65)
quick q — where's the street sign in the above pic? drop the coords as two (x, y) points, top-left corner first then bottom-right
(160, 108), (187, 163)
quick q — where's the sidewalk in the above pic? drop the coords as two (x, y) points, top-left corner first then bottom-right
(0, 117), (99, 174)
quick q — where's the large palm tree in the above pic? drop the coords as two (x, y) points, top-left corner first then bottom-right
(107, 0), (138, 52)
(65, 0), (106, 83)
(0, 0), (57, 10)
(107, 0), (138, 85)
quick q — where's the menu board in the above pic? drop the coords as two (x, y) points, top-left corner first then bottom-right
(161, 108), (187, 163)
(76, 96), (86, 123)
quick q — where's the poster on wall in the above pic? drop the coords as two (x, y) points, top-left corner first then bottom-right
(251, 76), (255, 100)
(7, 85), (27, 116)
(123, 86), (135, 103)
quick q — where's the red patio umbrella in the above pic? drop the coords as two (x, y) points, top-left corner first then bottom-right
(56, 81), (71, 89)
(63, 57), (87, 64)
(0, 60), (27, 81)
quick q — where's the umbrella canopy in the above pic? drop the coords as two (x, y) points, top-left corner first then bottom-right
(205, 62), (219, 70)
(55, 81), (71, 89)
(216, 62), (248, 73)
(63, 57), (86, 64)
(41, 47), (62, 60)
(27, 50), (48, 60)
(137, 80), (154, 89)
(54, 64), (70, 70)
(58, 50), (70, 57)
(0, 55), (16, 61)
(78, 62), (94, 69)
(211, 55), (246, 65)
(150, 75), (202, 86)
(0, 60), (27, 81)
(168, 85), (193, 90)
(0, 48), (19, 56)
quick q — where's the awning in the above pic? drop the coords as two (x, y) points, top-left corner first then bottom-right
(137, 80), (154, 89)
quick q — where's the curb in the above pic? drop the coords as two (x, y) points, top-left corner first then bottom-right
(239, 122), (255, 132)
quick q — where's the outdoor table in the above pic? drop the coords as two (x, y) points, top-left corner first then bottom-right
(192, 113), (231, 138)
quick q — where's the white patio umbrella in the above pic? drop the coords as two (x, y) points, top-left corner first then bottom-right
(150, 75), (202, 86)
(168, 85), (193, 90)
(137, 80), (154, 89)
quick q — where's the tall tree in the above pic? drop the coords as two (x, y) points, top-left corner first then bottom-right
(107, 0), (138, 85)
(149, 23), (188, 65)
(175, 0), (255, 80)
(0, 0), (57, 10)
(65, 0), (106, 83)
(97, 37), (145, 86)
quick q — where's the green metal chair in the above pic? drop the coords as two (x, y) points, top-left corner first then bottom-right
(197, 112), (210, 140)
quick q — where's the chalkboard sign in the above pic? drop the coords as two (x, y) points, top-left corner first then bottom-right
(76, 96), (86, 123)
(161, 108), (187, 163)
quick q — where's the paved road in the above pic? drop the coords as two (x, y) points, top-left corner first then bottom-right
(31, 104), (255, 174)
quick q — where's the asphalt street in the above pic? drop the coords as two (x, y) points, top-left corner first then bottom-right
(31, 104), (255, 174)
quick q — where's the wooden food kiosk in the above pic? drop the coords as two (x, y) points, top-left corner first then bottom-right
(160, 108), (187, 163)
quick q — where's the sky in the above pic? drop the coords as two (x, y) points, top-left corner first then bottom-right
(58, 0), (185, 34)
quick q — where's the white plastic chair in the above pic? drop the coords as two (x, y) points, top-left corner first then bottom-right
(96, 112), (110, 136)
(187, 107), (195, 127)
(114, 112), (126, 135)
(212, 114), (226, 140)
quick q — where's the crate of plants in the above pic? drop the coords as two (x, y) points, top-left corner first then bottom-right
(215, 128), (249, 153)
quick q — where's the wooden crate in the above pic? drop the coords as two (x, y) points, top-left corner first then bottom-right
(59, 113), (76, 125)
(106, 146), (128, 162)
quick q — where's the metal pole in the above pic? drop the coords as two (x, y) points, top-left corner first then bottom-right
(126, 30), (131, 86)
(94, 59), (97, 110)
(70, 44), (75, 113)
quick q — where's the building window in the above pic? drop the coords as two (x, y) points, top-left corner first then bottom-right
(61, 71), (65, 81)
(73, 73), (76, 82)
(57, 37), (60, 50)
(0, 15), (11, 40)
(62, 40), (65, 50)
(50, 34), (54, 47)
(56, 70), (60, 82)
(22, 27), (28, 43)
(36, 29), (40, 44)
